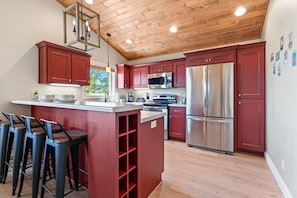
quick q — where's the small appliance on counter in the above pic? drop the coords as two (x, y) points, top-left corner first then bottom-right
(127, 92), (134, 102)
(135, 97), (145, 102)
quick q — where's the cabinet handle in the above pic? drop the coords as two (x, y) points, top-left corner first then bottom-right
(238, 101), (241, 105)
(209, 59), (212, 62)
(205, 59), (208, 63)
(238, 93), (241, 97)
(69, 79), (71, 82)
(173, 110), (180, 112)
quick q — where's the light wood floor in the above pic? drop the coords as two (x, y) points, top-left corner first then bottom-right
(0, 140), (283, 198)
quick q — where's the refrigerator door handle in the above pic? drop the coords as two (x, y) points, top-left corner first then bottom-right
(187, 116), (231, 123)
(203, 66), (207, 115)
(207, 69), (211, 114)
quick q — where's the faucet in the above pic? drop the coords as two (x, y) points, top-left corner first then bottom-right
(104, 90), (109, 102)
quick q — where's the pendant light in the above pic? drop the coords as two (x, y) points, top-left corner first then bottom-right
(63, 0), (100, 51)
(106, 33), (111, 73)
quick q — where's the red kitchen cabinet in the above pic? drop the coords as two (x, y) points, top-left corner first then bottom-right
(237, 99), (265, 153)
(169, 106), (186, 141)
(116, 64), (130, 88)
(138, 117), (164, 198)
(71, 54), (90, 85)
(185, 46), (236, 66)
(236, 42), (265, 154)
(36, 41), (91, 86)
(130, 66), (148, 88)
(237, 42), (265, 99)
(173, 60), (186, 87)
(150, 62), (172, 73)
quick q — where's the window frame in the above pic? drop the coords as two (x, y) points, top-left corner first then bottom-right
(82, 65), (115, 101)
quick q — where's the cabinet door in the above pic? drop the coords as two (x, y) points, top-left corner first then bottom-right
(173, 61), (186, 87)
(150, 63), (172, 73)
(47, 47), (71, 83)
(237, 44), (265, 99)
(139, 66), (148, 88)
(130, 67), (141, 88)
(237, 99), (265, 154)
(150, 64), (161, 73)
(71, 54), (90, 85)
(186, 47), (236, 66)
(169, 107), (186, 141)
(117, 64), (130, 88)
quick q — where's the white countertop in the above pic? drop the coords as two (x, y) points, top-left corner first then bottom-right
(11, 100), (143, 113)
(140, 111), (165, 123)
(168, 103), (186, 107)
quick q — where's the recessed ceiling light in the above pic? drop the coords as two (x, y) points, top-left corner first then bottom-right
(85, 0), (94, 5)
(234, 6), (246, 16)
(126, 39), (133, 44)
(169, 26), (178, 33)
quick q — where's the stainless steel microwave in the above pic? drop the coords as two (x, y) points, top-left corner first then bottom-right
(147, 72), (173, 89)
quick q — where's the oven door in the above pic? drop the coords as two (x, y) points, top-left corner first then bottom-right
(143, 106), (168, 139)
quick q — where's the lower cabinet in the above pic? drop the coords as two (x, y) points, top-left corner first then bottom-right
(138, 117), (164, 198)
(169, 106), (186, 141)
(237, 99), (265, 154)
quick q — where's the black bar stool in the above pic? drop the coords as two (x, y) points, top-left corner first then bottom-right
(2, 113), (26, 195)
(17, 115), (45, 198)
(0, 119), (9, 183)
(40, 119), (88, 198)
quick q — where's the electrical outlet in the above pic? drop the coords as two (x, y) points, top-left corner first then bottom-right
(281, 159), (285, 171)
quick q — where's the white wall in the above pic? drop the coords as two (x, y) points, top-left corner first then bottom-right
(0, 0), (126, 117)
(262, 0), (297, 197)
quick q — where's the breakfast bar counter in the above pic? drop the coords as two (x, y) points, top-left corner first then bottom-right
(11, 100), (165, 198)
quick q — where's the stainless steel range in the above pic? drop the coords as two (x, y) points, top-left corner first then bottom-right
(143, 94), (177, 139)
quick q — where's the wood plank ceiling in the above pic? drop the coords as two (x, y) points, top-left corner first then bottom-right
(56, 0), (269, 60)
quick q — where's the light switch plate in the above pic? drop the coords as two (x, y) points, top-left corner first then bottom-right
(151, 120), (157, 128)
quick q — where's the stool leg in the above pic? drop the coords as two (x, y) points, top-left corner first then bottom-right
(31, 135), (44, 198)
(0, 124), (9, 183)
(55, 144), (68, 198)
(2, 131), (14, 184)
(40, 144), (50, 198)
(70, 145), (80, 191)
(12, 128), (26, 195)
(17, 136), (31, 197)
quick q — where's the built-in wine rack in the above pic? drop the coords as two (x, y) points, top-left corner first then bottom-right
(118, 113), (138, 198)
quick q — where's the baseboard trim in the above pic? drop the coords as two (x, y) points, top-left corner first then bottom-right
(265, 152), (293, 198)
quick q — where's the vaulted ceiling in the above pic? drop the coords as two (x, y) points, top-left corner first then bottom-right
(56, 0), (269, 60)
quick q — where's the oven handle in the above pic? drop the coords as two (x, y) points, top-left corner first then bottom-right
(143, 106), (167, 110)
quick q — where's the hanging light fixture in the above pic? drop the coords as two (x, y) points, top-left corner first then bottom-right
(106, 33), (111, 73)
(63, 1), (100, 51)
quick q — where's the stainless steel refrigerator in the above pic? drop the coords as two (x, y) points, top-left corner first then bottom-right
(186, 63), (234, 153)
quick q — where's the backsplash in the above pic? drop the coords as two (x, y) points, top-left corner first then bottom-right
(116, 88), (186, 103)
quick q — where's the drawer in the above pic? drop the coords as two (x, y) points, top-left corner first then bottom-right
(169, 107), (186, 115)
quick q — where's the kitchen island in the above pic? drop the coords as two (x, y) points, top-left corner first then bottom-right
(11, 100), (165, 198)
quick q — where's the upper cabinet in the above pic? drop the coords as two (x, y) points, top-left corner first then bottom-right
(130, 66), (149, 88)
(173, 60), (186, 88)
(185, 46), (237, 66)
(116, 64), (130, 89)
(237, 42), (265, 99)
(150, 62), (173, 73)
(36, 41), (91, 86)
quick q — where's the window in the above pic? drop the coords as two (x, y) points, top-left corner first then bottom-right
(84, 66), (115, 99)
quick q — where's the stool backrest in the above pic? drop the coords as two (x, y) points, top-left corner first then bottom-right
(21, 115), (44, 133)
(1, 112), (24, 127)
(40, 119), (72, 141)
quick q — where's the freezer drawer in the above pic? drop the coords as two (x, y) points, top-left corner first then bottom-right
(186, 116), (234, 153)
